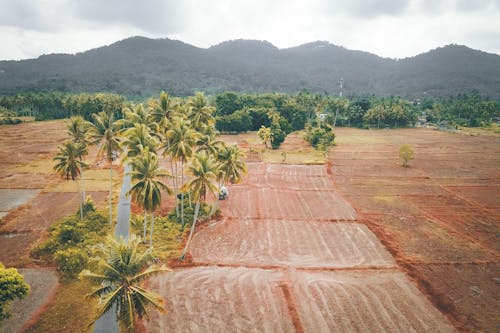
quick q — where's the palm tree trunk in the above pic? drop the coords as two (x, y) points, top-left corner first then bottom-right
(81, 169), (86, 205)
(76, 178), (83, 220)
(143, 212), (148, 242)
(109, 166), (113, 226)
(149, 213), (155, 248)
(180, 160), (185, 228)
(173, 161), (179, 217)
(180, 201), (200, 260)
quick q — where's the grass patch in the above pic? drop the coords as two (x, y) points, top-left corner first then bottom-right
(458, 124), (500, 136)
(9, 159), (55, 174)
(131, 215), (187, 262)
(26, 279), (96, 333)
(48, 169), (120, 192)
(262, 148), (326, 164)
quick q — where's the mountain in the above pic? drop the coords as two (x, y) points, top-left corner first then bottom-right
(0, 36), (499, 100)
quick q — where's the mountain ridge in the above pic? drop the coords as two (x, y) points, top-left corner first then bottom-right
(1, 36), (499, 100)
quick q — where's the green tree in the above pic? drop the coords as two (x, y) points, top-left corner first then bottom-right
(270, 122), (286, 149)
(180, 152), (218, 260)
(127, 150), (171, 247)
(53, 141), (88, 219)
(80, 236), (169, 332)
(88, 111), (122, 225)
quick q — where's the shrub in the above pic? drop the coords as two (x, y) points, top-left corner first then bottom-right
(0, 117), (22, 125)
(399, 144), (414, 167)
(54, 248), (89, 280)
(30, 208), (108, 280)
(304, 123), (336, 149)
(0, 263), (30, 322)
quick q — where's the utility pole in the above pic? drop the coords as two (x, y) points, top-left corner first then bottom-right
(334, 77), (343, 128)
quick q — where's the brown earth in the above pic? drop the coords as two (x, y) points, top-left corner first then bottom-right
(332, 127), (500, 332)
(146, 129), (466, 332)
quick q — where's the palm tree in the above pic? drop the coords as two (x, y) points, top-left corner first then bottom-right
(80, 236), (170, 332)
(67, 116), (90, 206)
(121, 123), (159, 161)
(216, 144), (247, 186)
(118, 104), (157, 133)
(180, 152), (218, 260)
(53, 141), (87, 219)
(196, 127), (224, 158)
(127, 150), (171, 248)
(165, 117), (198, 228)
(188, 92), (215, 132)
(88, 111), (122, 225)
(151, 91), (178, 133)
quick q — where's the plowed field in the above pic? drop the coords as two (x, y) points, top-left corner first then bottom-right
(146, 130), (461, 332)
(191, 220), (394, 268)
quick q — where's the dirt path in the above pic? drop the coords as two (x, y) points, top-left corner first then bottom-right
(146, 160), (457, 332)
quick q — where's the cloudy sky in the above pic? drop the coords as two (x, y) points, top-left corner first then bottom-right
(0, 0), (499, 60)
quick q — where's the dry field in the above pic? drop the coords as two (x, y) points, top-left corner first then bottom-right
(2, 121), (498, 332)
(332, 127), (500, 332)
(144, 129), (489, 333)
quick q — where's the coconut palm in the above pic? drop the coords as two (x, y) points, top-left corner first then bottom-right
(127, 150), (171, 248)
(151, 91), (178, 133)
(121, 123), (159, 161)
(188, 92), (215, 132)
(80, 235), (170, 332)
(165, 117), (198, 228)
(216, 144), (247, 186)
(118, 104), (157, 133)
(180, 152), (218, 260)
(67, 116), (90, 206)
(53, 141), (87, 219)
(88, 111), (122, 225)
(196, 127), (224, 158)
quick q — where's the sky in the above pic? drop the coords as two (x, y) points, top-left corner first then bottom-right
(0, 0), (499, 61)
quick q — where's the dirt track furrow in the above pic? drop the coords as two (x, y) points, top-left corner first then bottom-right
(147, 267), (295, 333)
(292, 270), (457, 333)
(191, 219), (395, 268)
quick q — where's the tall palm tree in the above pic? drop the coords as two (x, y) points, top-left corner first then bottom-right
(127, 150), (171, 248)
(180, 152), (218, 260)
(80, 236), (170, 332)
(165, 117), (198, 228)
(196, 127), (224, 158)
(118, 104), (157, 133)
(151, 91), (178, 133)
(53, 141), (87, 219)
(216, 144), (247, 186)
(121, 123), (159, 161)
(88, 111), (122, 225)
(188, 92), (215, 132)
(67, 116), (90, 205)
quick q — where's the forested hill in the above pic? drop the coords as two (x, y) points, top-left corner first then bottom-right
(1, 36), (499, 100)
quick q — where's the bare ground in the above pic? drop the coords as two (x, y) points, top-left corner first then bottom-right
(146, 130), (460, 332)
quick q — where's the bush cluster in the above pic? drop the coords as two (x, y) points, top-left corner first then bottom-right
(304, 123), (336, 150)
(31, 202), (108, 279)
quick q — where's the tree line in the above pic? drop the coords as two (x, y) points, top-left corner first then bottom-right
(1, 91), (498, 131)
